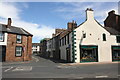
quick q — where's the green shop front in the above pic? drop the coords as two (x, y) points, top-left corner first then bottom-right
(80, 45), (98, 62)
(112, 46), (120, 61)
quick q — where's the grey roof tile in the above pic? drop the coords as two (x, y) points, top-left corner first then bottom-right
(104, 27), (120, 35)
(0, 24), (33, 36)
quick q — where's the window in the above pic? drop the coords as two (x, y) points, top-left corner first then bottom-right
(116, 36), (120, 43)
(17, 35), (22, 43)
(0, 32), (4, 42)
(16, 46), (22, 57)
(83, 33), (86, 38)
(62, 38), (64, 46)
(67, 34), (69, 44)
(103, 33), (106, 41)
(60, 39), (61, 46)
(65, 36), (66, 45)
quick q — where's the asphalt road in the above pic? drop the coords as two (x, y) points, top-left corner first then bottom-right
(2, 54), (120, 79)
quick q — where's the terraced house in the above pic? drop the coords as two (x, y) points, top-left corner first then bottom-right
(59, 8), (120, 63)
(0, 18), (33, 62)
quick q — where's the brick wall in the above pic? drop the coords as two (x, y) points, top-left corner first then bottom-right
(6, 33), (32, 62)
(104, 11), (120, 32)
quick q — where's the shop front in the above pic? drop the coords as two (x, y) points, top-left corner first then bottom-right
(112, 46), (120, 61)
(80, 45), (98, 63)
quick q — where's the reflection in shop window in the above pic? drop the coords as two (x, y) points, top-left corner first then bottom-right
(80, 46), (98, 62)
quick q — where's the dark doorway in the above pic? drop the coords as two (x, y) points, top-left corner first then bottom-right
(66, 48), (71, 62)
(0, 46), (6, 62)
(112, 46), (120, 61)
(80, 45), (98, 62)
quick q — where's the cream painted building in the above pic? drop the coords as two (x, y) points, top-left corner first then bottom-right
(60, 8), (120, 63)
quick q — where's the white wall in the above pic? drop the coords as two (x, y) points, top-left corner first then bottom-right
(60, 33), (73, 61)
(0, 33), (7, 46)
(59, 9), (119, 63)
(74, 10), (119, 63)
(32, 46), (40, 52)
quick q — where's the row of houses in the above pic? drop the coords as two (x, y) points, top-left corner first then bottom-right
(44, 8), (120, 63)
(0, 18), (33, 62)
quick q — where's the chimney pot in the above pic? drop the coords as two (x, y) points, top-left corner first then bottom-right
(67, 20), (77, 30)
(108, 10), (115, 15)
(86, 8), (94, 20)
(7, 18), (12, 28)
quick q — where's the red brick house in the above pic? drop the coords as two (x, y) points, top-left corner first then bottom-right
(0, 18), (33, 62)
(104, 10), (120, 32)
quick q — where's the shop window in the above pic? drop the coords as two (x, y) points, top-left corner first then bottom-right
(16, 35), (22, 43)
(112, 46), (120, 61)
(15, 46), (22, 57)
(116, 36), (120, 43)
(0, 32), (4, 42)
(80, 46), (98, 62)
(103, 33), (106, 41)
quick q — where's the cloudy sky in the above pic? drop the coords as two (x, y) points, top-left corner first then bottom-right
(0, 2), (119, 43)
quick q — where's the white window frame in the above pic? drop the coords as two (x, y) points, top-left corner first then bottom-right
(16, 35), (22, 43)
(16, 46), (22, 57)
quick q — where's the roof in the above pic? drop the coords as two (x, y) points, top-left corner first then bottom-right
(60, 29), (72, 39)
(40, 38), (51, 42)
(104, 27), (120, 35)
(32, 43), (41, 46)
(0, 24), (33, 36)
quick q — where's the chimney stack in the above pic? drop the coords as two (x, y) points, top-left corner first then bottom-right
(86, 8), (94, 20)
(67, 20), (77, 30)
(7, 18), (12, 28)
(52, 33), (55, 37)
(108, 10), (115, 16)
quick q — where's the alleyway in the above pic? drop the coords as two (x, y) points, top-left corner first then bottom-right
(2, 54), (120, 79)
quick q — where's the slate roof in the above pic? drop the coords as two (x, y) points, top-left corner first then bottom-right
(32, 43), (41, 46)
(0, 24), (33, 36)
(104, 27), (120, 35)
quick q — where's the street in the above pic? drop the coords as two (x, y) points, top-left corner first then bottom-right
(2, 54), (120, 79)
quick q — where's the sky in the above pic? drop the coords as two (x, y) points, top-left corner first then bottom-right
(0, 2), (119, 43)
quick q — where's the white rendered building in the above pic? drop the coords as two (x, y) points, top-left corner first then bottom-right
(60, 8), (120, 63)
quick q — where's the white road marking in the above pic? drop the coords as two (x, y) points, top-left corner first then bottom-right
(95, 76), (108, 78)
(12, 66), (32, 72)
(75, 77), (84, 79)
(57, 66), (76, 69)
(4, 67), (13, 72)
(32, 56), (39, 62)
(117, 75), (120, 77)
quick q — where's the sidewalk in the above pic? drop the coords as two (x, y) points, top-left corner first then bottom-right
(61, 61), (120, 66)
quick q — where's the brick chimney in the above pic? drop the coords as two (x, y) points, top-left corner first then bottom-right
(52, 33), (55, 37)
(55, 29), (64, 34)
(86, 8), (94, 21)
(108, 10), (115, 16)
(7, 18), (12, 28)
(67, 20), (77, 30)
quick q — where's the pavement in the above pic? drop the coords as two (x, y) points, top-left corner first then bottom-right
(1, 54), (120, 80)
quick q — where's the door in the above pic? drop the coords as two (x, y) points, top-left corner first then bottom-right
(66, 48), (71, 62)
(0, 46), (6, 62)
